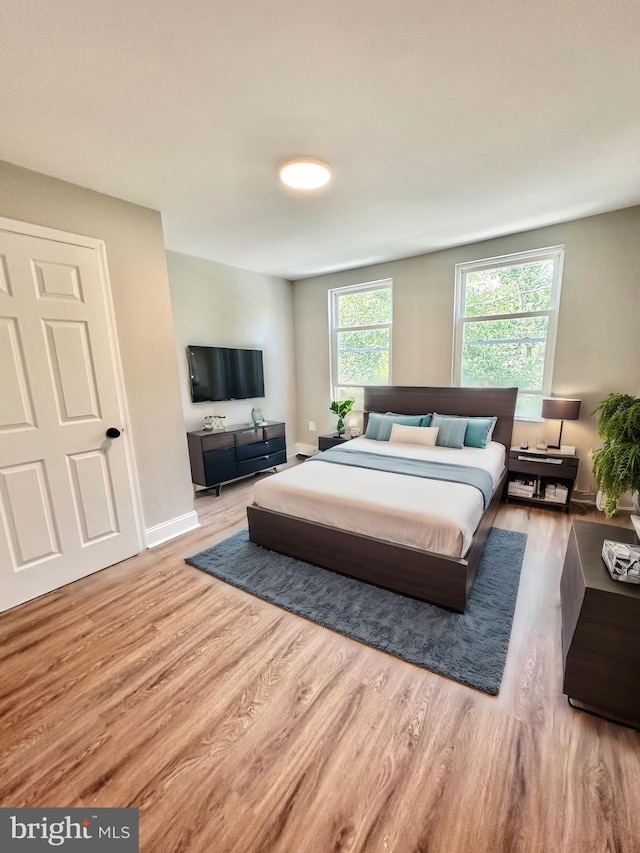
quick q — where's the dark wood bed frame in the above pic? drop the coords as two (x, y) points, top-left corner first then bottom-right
(247, 386), (518, 612)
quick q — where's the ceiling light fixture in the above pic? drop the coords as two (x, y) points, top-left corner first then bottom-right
(279, 157), (332, 190)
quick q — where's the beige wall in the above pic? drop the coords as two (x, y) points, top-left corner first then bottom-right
(293, 206), (640, 494)
(0, 161), (195, 532)
(166, 251), (297, 444)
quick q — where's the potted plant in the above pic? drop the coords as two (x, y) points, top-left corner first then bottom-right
(330, 398), (355, 435)
(592, 392), (640, 517)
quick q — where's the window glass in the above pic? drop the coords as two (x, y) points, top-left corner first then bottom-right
(338, 288), (392, 326)
(453, 248), (564, 419)
(329, 280), (392, 408)
(465, 261), (554, 316)
(461, 317), (549, 390)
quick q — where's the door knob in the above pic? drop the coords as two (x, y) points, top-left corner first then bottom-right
(106, 427), (121, 439)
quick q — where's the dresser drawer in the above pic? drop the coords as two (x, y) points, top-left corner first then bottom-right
(200, 431), (234, 451)
(203, 447), (237, 485)
(264, 423), (285, 441)
(234, 427), (265, 446)
(236, 449), (286, 476)
(235, 436), (285, 461)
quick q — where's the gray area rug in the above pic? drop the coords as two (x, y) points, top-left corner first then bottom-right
(186, 527), (527, 694)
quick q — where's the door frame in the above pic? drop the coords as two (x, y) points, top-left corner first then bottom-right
(0, 215), (145, 554)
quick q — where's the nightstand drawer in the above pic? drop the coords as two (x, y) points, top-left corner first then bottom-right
(509, 452), (578, 478)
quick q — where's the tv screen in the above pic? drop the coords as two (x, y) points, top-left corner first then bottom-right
(187, 345), (265, 403)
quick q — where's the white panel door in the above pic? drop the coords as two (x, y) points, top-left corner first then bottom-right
(0, 219), (142, 612)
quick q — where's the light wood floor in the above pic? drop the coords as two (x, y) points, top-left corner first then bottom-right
(0, 470), (638, 852)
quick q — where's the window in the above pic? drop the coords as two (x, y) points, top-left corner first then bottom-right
(329, 279), (392, 408)
(453, 246), (564, 419)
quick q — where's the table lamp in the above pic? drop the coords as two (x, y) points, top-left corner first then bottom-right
(541, 397), (581, 449)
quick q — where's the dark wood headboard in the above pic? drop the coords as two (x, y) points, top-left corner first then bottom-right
(363, 386), (518, 449)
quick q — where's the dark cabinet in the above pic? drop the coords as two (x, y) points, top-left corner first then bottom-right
(318, 433), (352, 451)
(187, 421), (286, 495)
(561, 521), (640, 726)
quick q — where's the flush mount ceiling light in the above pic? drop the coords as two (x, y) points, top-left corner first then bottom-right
(278, 157), (332, 190)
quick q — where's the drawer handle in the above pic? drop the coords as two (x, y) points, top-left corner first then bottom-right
(517, 455), (562, 464)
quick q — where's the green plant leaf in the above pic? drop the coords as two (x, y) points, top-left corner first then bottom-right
(330, 398), (355, 431)
(592, 393), (640, 516)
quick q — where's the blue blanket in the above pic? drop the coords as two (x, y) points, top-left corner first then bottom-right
(309, 447), (495, 509)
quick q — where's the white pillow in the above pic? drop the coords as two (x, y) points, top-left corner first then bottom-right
(389, 423), (439, 446)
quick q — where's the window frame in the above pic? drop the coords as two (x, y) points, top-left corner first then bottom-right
(452, 245), (565, 420)
(328, 278), (393, 404)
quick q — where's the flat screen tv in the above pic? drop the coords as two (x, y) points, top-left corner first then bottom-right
(187, 345), (265, 403)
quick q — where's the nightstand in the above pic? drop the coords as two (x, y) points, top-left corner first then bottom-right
(505, 447), (579, 512)
(318, 433), (352, 451)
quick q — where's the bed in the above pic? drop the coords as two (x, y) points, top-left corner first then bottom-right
(247, 386), (517, 612)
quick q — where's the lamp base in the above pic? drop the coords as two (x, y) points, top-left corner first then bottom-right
(551, 419), (565, 450)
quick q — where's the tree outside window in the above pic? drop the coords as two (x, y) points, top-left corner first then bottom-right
(453, 247), (564, 418)
(329, 280), (392, 409)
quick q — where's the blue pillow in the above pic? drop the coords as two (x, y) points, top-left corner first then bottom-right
(464, 416), (498, 448)
(431, 413), (470, 449)
(365, 412), (425, 441)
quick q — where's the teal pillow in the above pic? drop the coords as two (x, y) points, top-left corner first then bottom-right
(464, 416), (498, 448)
(365, 412), (424, 441)
(431, 413), (470, 449)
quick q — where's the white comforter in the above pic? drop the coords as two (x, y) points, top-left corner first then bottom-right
(252, 437), (506, 558)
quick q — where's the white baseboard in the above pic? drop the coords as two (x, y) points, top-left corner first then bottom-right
(145, 510), (200, 548)
(571, 490), (596, 504)
(293, 442), (318, 457)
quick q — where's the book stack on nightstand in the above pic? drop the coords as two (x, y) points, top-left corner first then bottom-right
(544, 482), (569, 504)
(507, 478), (537, 499)
(505, 447), (579, 512)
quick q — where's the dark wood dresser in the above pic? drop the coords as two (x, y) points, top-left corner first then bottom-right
(560, 520), (640, 726)
(187, 421), (286, 495)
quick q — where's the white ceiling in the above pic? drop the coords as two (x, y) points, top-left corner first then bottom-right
(2, 0), (639, 279)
